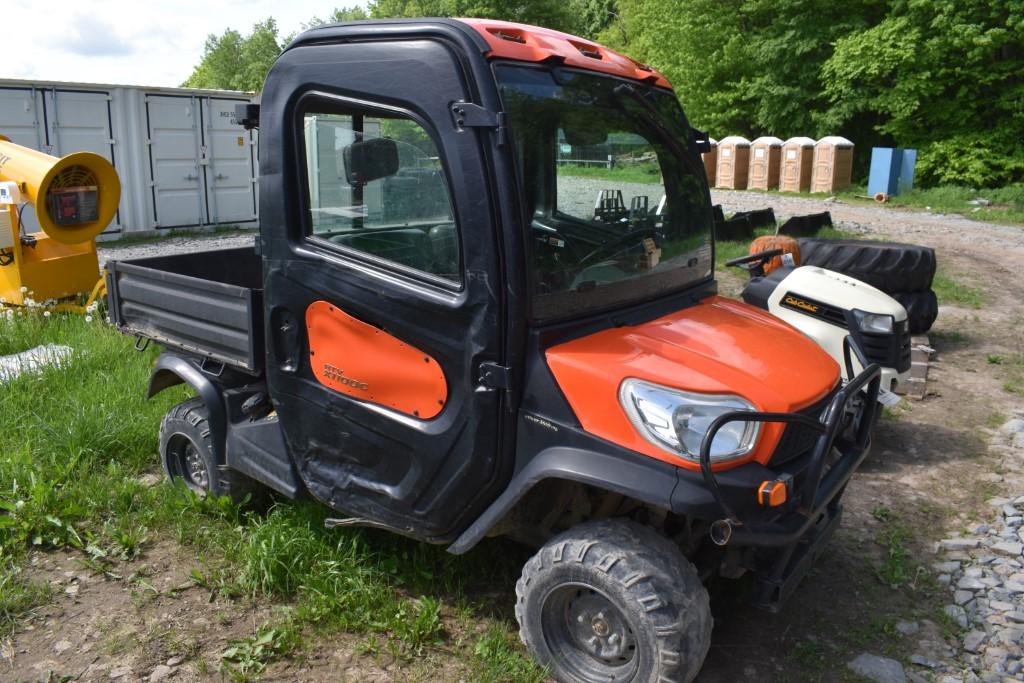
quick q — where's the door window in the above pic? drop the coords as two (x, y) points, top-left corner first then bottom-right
(300, 106), (460, 283)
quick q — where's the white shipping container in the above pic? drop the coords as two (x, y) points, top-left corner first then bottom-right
(0, 79), (259, 239)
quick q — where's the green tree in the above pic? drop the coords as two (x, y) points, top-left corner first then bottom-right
(182, 18), (282, 91)
(822, 0), (1024, 186)
(369, 0), (582, 33)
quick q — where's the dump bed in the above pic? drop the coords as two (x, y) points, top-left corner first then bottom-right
(106, 247), (264, 373)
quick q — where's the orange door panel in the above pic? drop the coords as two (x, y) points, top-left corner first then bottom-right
(306, 301), (448, 419)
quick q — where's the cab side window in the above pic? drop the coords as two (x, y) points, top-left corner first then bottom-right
(300, 105), (460, 283)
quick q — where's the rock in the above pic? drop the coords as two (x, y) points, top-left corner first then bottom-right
(992, 542), (1023, 557)
(109, 666), (132, 679)
(847, 653), (907, 683)
(945, 604), (969, 629)
(934, 561), (962, 573)
(942, 538), (982, 550)
(53, 639), (72, 654)
(959, 576), (988, 591)
(999, 418), (1024, 436)
(166, 655), (185, 667)
(1006, 611), (1024, 623)
(896, 621), (920, 636)
(149, 665), (173, 682)
(1002, 505), (1020, 518)
(955, 590), (976, 605)
(964, 630), (987, 652)
(909, 654), (938, 669)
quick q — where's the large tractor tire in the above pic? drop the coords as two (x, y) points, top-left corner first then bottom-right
(798, 238), (936, 293)
(516, 519), (712, 683)
(892, 290), (939, 334)
(159, 398), (266, 505)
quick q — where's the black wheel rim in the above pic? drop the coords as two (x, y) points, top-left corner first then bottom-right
(166, 433), (210, 494)
(541, 582), (638, 682)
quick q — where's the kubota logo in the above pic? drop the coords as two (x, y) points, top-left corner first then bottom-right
(783, 295), (819, 313)
(323, 363), (369, 390)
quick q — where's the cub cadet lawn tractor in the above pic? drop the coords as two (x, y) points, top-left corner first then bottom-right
(106, 18), (882, 682)
(727, 244), (911, 399)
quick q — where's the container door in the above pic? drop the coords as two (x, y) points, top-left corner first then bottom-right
(751, 146), (765, 185)
(262, 38), (507, 542)
(718, 145), (734, 186)
(46, 89), (121, 235)
(201, 97), (258, 226)
(813, 145), (834, 191)
(146, 95), (204, 228)
(0, 88), (47, 233)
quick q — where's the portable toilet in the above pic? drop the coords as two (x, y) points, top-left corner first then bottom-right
(715, 136), (750, 189)
(748, 136), (783, 190)
(779, 137), (815, 192)
(811, 136), (854, 193)
(702, 137), (718, 185)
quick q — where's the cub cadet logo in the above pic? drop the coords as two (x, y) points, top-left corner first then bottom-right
(322, 363), (369, 391)
(0, 153), (10, 169)
(783, 295), (819, 314)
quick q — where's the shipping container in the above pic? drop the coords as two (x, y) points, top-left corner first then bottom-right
(811, 136), (854, 193)
(715, 136), (750, 190)
(779, 137), (815, 192)
(0, 79), (258, 239)
(748, 136), (782, 190)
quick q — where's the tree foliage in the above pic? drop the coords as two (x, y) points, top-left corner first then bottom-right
(182, 1), (1024, 187)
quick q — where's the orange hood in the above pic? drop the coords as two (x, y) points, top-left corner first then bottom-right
(545, 296), (839, 470)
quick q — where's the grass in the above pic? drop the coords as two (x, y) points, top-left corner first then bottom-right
(558, 162), (664, 186)
(833, 184), (1024, 226)
(933, 270), (984, 309)
(714, 223), (849, 273)
(0, 311), (544, 680)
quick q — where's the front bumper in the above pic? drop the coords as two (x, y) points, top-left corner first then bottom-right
(695, 346), (881, 608)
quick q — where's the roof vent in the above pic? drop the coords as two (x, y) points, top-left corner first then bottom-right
(569, 41), (603, 60)
(489, 29), (526, 44)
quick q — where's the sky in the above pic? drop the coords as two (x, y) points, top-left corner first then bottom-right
(7, 0), (369, 88)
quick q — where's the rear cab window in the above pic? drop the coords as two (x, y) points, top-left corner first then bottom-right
(299, 101), (461, 284)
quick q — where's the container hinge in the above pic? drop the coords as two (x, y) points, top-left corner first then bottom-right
(478, 361), (512, 390)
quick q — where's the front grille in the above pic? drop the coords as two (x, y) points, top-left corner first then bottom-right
(770, 389), (836, 466)
(858, 320), (911, 373)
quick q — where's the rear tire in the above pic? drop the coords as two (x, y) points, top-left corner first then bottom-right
(798, 238), (936, 293)
(159, 398), (265, 504)
(515, 519), (712, 683)
(892, 289), (939, 334)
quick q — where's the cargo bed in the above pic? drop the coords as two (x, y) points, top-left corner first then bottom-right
(106, 247), (264, 373)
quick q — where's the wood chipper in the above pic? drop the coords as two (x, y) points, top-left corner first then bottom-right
(0, 136), (119, 306)
(104, 19), (881, 682)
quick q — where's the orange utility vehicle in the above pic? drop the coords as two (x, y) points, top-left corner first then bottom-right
(106, 19), (880, 682)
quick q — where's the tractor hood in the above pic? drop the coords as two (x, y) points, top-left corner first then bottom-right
(545, 295), (840, 469)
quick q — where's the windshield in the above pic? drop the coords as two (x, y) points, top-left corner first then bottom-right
(496, 64), (714, 321)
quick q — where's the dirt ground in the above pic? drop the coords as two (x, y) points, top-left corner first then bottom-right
(5, 193), (1024, 682)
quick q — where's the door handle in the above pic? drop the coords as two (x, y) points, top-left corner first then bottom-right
(215, 173), (227, 181)
(184, 173), (198, 181)
(270, 307), (301, 373)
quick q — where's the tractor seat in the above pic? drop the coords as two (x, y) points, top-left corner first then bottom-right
(741, 266), (795, 310)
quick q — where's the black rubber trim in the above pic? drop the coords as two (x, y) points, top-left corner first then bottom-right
(146, 352), (227, 461)
(447, 445), (678, 554)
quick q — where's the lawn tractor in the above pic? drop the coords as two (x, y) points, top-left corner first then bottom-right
(105, 19), (881, 682)
(727, 244), (911, 400)
(0, 136), (118, 310)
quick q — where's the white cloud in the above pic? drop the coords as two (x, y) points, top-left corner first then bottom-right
(4, 0), (370, 88)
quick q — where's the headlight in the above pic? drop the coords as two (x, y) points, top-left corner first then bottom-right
(619, 378), (761, 463)
(854, 310), (894, 334)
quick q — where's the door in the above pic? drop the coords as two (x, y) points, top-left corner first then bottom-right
(718, 145), (734, 186)
(201, 97), (257, 225)
(46, 89), (121, 235)
(146, 95), (204, 228)
(0, 88), (46, 233)
(262, 38), (507, 542)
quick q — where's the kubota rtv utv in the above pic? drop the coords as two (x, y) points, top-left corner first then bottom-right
(106, 19), (880, 682)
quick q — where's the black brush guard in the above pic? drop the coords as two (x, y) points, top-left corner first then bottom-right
(697, 339), (881, 608)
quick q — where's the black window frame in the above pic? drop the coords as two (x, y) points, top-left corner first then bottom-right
(293, 90), (465, 291)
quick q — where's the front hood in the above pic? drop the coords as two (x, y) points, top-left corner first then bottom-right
(545, 296), (839, 469)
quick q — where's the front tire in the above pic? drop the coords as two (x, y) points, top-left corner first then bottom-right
(515, 519), (712, 683)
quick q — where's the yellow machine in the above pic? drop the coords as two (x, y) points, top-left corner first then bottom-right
(0, 135), (120, 306)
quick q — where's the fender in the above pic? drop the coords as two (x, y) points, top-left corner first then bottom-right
(447, 445), (679, 554)
(147, 352), (227, 461)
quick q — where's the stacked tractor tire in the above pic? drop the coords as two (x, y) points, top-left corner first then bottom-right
(797, 239), (938, 333)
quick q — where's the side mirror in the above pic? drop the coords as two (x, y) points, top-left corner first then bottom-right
(343, 138), (399, 186)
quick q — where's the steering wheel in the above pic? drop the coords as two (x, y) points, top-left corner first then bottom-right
(725, 248), (785, 277)
(579, 227), (657, 265)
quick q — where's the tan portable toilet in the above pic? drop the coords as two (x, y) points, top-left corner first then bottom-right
(702, 137), (718, 185)
(748, 136), (783, 190)
(779, 137), (815, 192)
(715, 136), (750, 189)
(811, 136), (854, 192)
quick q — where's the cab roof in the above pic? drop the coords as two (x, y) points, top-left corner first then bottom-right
(290, 18), (672, 90)
(455, 19), (672, 90)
